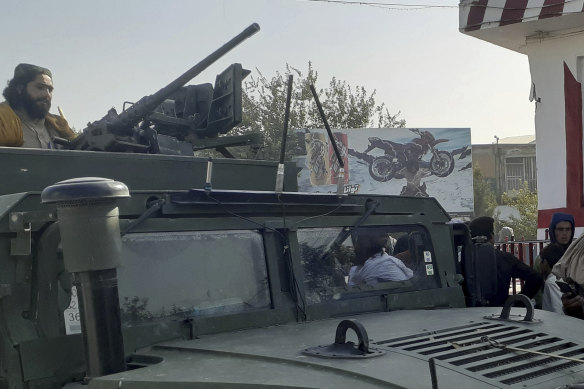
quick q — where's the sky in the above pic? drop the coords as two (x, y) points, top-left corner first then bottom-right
(1, 0), (536, 145)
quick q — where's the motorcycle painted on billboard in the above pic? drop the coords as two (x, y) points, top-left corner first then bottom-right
(350, 129), (455, 182)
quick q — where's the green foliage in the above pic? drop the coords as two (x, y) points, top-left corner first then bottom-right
(234, 62), (405, 161)
(472, 165), (537, 240)
(500, 182), (538, 240)
(473, 165), (497, 217)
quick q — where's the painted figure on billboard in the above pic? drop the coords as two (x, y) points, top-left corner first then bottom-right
(304, 132), (350, 186)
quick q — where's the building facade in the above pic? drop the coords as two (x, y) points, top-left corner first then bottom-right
(472, 135), (537, 199)
(460, 0), (584, 238)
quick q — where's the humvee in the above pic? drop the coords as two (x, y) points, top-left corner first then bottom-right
(2, 24), (584, 389)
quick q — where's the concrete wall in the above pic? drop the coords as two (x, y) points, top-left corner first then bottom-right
(459, 2), (584, 239)
(524, 32), (584, 237)
(472, 145), (496, 177)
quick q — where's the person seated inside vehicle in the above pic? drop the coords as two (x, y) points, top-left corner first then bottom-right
(392, 234), (414, 268)
(347, 228), (413, 287)
(393, 234), (410, 257)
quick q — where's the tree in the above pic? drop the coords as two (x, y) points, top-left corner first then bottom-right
(233, 62), (405, 160)
(473, 165), (497, 217)
(499, 183), (538, 240)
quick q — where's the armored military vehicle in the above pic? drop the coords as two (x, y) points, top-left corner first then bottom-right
(2, 24), (584, 389)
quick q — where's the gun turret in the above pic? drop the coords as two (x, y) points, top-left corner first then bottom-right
(70, 23), (260, 155)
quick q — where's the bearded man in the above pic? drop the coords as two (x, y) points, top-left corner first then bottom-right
(0, 63), (75, 148)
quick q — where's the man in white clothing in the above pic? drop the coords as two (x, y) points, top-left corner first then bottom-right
(347, 228), (413, 287)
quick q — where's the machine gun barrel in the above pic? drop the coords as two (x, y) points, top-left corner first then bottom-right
(108, 23), (260, 135)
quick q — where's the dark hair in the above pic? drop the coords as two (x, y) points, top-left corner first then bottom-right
(393, 234), (409, 255)
(469, 216), (495, 239)
(3, 76), (36, 109)
(3, 64), (52, 109)
(351, 228), (387, 266)
(540, 243), (565, 268)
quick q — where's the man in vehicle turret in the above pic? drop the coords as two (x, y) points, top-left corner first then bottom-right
(469, 216), (543, 306)
(0, 63), (75, 148)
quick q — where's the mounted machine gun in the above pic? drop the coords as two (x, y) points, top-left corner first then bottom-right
(64, 24), (261, 157)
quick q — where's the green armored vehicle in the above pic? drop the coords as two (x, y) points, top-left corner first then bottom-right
(2, 25), (584, 389)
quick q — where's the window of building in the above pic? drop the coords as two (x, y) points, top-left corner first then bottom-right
(505, 156), (537, 192)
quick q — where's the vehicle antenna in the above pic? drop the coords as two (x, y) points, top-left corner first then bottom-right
(309, 84), (345, 194)
(275, 74), (294, 192)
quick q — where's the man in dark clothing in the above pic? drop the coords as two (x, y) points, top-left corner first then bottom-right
(533, 212), (575, 294)
(469, 216), (543, 306)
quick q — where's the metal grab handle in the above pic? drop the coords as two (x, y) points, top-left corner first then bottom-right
(499, 294), (535, 322)
(334, 319), (370, 353)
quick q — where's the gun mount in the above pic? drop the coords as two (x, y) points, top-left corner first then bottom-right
(68, 24), (262, 157)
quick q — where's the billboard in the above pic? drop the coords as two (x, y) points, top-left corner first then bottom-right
(294, 128), (473, 215)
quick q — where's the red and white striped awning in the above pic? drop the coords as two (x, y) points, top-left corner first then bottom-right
(461, 0), (584, 32)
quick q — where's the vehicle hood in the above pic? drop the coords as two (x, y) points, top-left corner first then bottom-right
(89, 307), (584, 389)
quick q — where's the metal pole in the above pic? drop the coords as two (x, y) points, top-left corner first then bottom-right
(280, 75), (294, 165)
(309, 84), (344, 169)
(309, 84), (345, 194)
(276, 75), (294, 192)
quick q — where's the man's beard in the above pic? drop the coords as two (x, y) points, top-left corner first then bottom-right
(19, 90), (51, 119)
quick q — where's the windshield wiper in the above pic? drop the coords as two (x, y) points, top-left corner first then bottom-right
(321, 199), (380, 260)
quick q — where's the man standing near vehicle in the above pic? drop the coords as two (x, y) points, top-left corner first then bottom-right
(469, 216), (543, 306)
(532, 213), (575, 308)
(552, 233), (584, 319)
(547, 213), (575, 252)
(0, 63), (75, 148)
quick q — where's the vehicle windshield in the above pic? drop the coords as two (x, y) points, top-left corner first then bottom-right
(298, 225), (439, 304)
(117, 230), (271, 324)
(115, 223), (440, 324)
